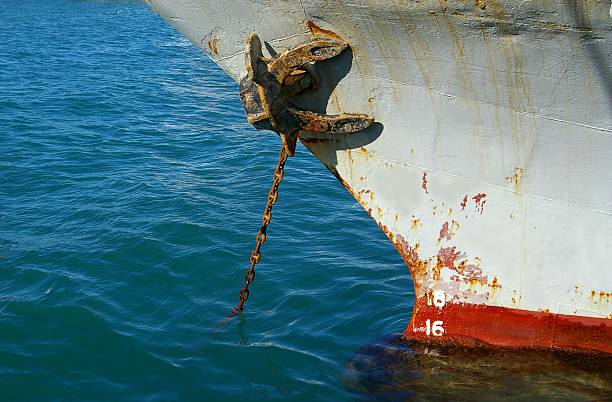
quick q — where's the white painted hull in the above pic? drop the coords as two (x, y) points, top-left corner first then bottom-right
(145, 0), (612, 352)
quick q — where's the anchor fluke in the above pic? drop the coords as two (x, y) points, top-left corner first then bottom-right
(238, 29), (373, 156)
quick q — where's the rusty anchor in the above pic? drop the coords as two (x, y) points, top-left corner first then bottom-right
(231, 29), (373, 316)
(238, 30), (373, 155)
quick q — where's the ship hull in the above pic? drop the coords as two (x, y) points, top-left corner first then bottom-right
(145, 0), (612, 353)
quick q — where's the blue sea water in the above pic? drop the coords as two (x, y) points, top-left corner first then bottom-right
(1, 1), (610, 401)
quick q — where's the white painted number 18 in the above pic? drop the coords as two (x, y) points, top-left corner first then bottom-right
(433, 290), (445, 308)
(425, 319), (445, 337)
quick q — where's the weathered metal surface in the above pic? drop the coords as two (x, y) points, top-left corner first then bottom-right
(238, 29), (373, 155)
(144, 0), (612, 353)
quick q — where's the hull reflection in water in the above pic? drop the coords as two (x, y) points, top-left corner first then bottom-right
(344, 335), (612, 401)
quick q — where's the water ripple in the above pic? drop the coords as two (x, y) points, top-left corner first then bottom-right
(1, 1), (609, 401)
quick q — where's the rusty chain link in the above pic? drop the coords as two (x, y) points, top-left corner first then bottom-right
(230, 144), (289, 316)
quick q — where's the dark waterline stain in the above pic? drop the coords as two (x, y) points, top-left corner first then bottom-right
(344, 334), (612, 401)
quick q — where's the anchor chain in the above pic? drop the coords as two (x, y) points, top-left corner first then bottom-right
(231, 144), (289, 315)
(229, 26), (373, 316)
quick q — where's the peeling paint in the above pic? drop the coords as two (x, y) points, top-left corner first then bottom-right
(472, 193), (487, 214)
(460, 195), (468, 211)
(439, 221), (450, 241)
(421, 171), (429, 194)
(439, 220), (459, 241)
(208, 37), (220, 55)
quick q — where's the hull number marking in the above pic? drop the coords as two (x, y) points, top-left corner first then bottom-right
(426, 319), (445, 337)
(426, 290), (446, 337)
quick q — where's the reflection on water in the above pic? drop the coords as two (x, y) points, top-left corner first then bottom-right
(344, 334), (612, 401)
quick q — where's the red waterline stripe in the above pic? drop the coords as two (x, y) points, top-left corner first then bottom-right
(404, 297), (612, 354)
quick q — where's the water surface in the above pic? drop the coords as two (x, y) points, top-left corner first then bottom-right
(1, 1), (610, 400)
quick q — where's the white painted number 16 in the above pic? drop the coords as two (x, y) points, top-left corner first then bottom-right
(425, 319), (445, 337)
